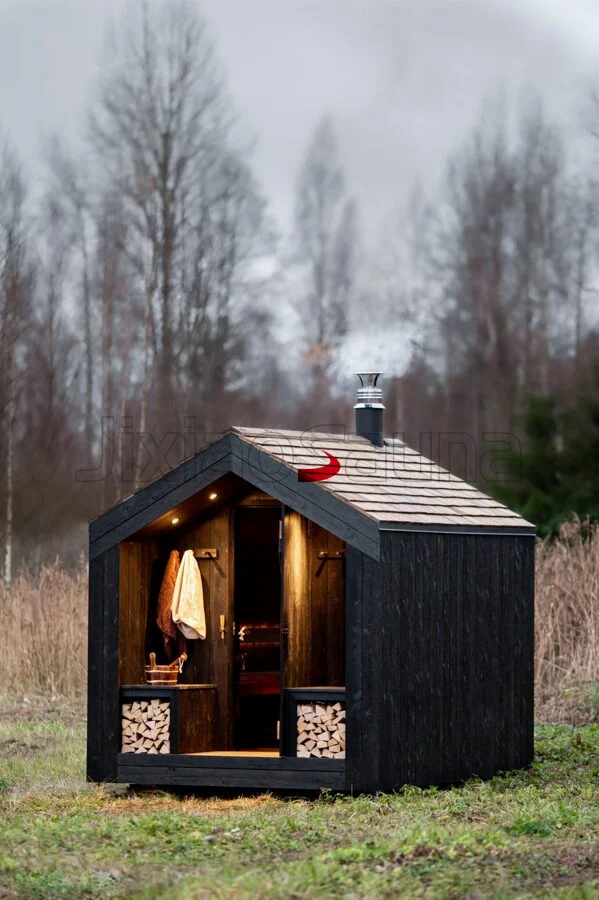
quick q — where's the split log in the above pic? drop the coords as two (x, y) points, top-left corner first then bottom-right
(296, 701), (346, 759)
(121, 700), (171, 754)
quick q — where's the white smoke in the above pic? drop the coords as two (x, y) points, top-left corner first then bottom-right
(330, 321), (422, 394)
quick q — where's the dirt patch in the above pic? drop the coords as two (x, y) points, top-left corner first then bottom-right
(97, 790), (285, 817)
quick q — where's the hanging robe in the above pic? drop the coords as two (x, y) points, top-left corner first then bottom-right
(156, 550), (185, 660)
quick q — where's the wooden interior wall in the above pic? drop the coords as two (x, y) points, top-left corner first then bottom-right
(119, 541), (160, 686)
(177, 506), (233, 749)
(236, 489), (279, 507)
(284, 511), (345, 689)
(283, 511), (309, 687)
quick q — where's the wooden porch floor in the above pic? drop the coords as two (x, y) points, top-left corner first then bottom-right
(192, 749), (279, 757)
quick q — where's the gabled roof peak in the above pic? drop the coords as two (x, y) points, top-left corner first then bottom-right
(89, 426), (534, 561)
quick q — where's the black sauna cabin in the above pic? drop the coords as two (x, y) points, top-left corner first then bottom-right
(87, 374), (535, 793)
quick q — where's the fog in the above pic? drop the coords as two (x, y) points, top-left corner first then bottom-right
(1, 0), (598, 231)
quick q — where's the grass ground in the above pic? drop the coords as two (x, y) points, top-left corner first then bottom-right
(0, 699), (598, 899)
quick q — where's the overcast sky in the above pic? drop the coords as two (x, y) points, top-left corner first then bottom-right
(1, 0), (599, 232)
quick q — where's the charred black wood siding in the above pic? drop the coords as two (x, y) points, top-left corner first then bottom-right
(348, 531), (534, 792)
(345, 545), (382, 792)
(117, 754), (345, 790)
(345, 545), (363, 791)
(87, 544), (120, 782)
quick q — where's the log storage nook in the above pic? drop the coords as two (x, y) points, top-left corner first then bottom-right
(87, 373), (535, 793)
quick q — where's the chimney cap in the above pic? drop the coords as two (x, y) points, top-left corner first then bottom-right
(357, 372), (382, 388)
(354, 372), (384, 409)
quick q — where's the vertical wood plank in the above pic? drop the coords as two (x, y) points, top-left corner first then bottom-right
(306, 522), (345, 686)
(102, 544), (120, 781)
(325, 529), (346, 686)
(400, 532), (420, 787)
(119, 541), (160, 686)
(380, 532), (402, 787)
(513, 537), (535, 768)
(87, 553), (105, 782)
(307, 521), (327, 681)
(447, 534), (464, 784)
(502, 536), (516, 769)
(359, 551), (381, 791)
(470, 535), (487, 777)
(118, 543), (130, 687)
(178, 688), (217, 753)
(210, 507), (233, 748)
(426, 534), (444, 786)
(283, 510), (310, 687)
(487, 537), (504, 777)
(345, 545), (363, 792)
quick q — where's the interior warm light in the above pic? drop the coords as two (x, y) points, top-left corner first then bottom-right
(171, 516), (180, 525)
(209, 492), (218, 501)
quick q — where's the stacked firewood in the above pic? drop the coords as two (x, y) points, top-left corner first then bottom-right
(121, 699), (171, 753)
(296, 702), (346, 759)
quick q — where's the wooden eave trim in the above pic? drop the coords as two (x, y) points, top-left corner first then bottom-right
(88, 432), (380, 561)
(378, 521), (536, 536)
(89, 433), (235, 543)
(89, 444), (234, 560)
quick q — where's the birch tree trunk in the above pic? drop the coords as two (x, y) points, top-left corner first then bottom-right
(3, 386), (13, 589)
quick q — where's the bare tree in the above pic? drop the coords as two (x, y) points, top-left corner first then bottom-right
(88, 0), (227, 418)
(432, 103), (516, 435)
(18, 190), (83, 558)
(428, 96), (572, 439)
(511, 99), (567, 397)
(565, 183), (596, 364)
(179, 147), (274, 428)
(294, 116), (358, 353)
(45, 140), (95, 451)
(86, 0), (274, 465)
(0, 140), (29, 586)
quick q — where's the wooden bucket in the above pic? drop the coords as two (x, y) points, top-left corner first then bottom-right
(145, 652), (187, 685)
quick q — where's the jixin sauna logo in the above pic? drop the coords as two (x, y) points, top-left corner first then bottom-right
(298, 450), (341, 483)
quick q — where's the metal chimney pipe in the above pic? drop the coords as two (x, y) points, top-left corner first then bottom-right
(354, 372), (384, 447)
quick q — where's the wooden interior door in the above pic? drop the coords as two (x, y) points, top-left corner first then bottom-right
(233, 503), (282, 749)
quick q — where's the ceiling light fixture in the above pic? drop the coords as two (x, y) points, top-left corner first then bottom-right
(209, 492), (218, 501)
(171, 517), (180, 525)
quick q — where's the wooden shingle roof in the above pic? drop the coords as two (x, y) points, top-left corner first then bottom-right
(90, 426), (534, 561)
(232, 426), (533, 531)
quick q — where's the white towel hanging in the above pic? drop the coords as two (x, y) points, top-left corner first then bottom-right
(171, 549), (206, 640)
